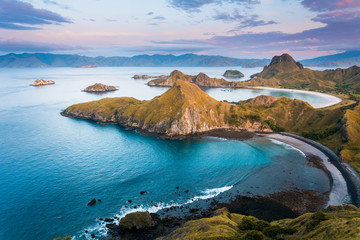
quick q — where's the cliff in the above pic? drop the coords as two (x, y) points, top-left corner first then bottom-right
(63, 80), (272, 136)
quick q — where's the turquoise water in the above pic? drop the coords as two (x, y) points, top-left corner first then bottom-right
(0, 67), (332, 239)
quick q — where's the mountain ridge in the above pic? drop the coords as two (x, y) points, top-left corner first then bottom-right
(0, 53), (269, 68)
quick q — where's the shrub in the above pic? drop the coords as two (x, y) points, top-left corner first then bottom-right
(263, 225), (297, 238)
(241, 230), (264, 240)
(305, 211), (328, 232)
(238, 217), (270, 231)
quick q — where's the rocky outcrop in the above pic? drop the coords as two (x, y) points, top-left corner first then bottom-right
(119, 211), (155, 230)
(83, 83), (117, 93)
(223, 70), (244, 78)
(132, 75), (167, 79)
(147, 70), (240, 88)
(31, 79), (55, 86)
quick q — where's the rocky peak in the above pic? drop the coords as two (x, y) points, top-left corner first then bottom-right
(169, 70), (186, 79)
(268, 53), (304, 70)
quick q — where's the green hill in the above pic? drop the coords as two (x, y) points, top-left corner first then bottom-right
(160, 205), (360, 240)
(63, 80), (360, 172)
(243, 54), (360, 97)
(148, 70), (240, 88)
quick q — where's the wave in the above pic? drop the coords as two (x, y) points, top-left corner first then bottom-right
(74, 185), (233, 240)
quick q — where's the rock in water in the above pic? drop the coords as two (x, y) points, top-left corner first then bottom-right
(31, 79), (55, 86)
(223, 70), (244, 78)
(83, 83), (117, 93)
(87, 198), (96, 206)
(119, 211), (155, 230)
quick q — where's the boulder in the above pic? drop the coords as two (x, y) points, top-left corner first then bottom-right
(119, 211), (155, 230)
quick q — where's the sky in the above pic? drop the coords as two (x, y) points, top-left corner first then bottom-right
(0, 0), (359, 59)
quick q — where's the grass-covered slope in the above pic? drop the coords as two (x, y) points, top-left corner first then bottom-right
(243, 54), (360, 96)
(341, 104), (360, 170)
(64, 80), (234, 136)
(64, 80), (360, 172)
(160, 205), (360, 240)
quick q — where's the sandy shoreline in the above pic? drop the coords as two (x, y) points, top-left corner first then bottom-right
(262, 133), (351, 206)
(102, 130), (360, 239)
(250, 86), (342, 108)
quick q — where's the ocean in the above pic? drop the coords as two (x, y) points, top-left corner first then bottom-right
(0, 67), (336, 239)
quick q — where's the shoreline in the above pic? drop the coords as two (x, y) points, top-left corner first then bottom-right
(262, 133), (352, 206)
(249, 86), (342, 108)
(102, 130), (358, 239)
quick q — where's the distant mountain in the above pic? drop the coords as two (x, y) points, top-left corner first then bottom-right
(302, 51), (360, 67)
(0, 53), (270, 68)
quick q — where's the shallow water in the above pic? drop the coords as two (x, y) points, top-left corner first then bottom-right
(0, 67), (335, 239)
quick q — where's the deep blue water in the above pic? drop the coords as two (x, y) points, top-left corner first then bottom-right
(0, 67), (332, 239)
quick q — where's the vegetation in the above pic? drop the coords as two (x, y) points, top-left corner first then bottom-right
(53, 237), (71, 240)
(239, 54), (360, 98)
(148, 70), (242, 87)
(161, 205), (360, 239)
(223, 70), (244, 78)
(65, 79), (360, 173)
(83, 83), (117, 92)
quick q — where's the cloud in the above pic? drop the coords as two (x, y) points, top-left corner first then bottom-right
(147, 12), (154, 15)
(213, 10), (277, 29)
(153, 16), (166, 20)
(106, 18), (118, 22)
(0, 0), (72, 30)
(0, 39), (76, 52)
(301, 0), (360, 12)
(42, 0), (70, 9)
(168, 0), (260, 11)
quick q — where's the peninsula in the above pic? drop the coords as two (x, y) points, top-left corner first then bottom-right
(132, 74), (167, 79)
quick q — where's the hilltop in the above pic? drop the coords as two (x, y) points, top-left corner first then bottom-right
(242, 53), (360, 96)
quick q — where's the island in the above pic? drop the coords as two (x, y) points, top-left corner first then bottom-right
(60, 54), (360, 240)
(147, 70), (241, 87)
(73, 64), (96, 68)
(31, 79), (55, 86)
(83, 83), (117, 93)
(223, 70), (244, 78)
(132, 74), (167, 79)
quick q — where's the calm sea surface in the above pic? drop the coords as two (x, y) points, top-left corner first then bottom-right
(0, 67), (333, 239)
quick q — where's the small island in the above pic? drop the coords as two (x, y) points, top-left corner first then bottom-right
(73, 64), (96, 68)
(132, 74), (167, 79)
(223, 70), (244, 78)
(83, 83), (117, 93)
(31, 79), (55, 86)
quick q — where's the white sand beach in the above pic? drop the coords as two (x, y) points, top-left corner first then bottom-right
(251, 87), (342, 108)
